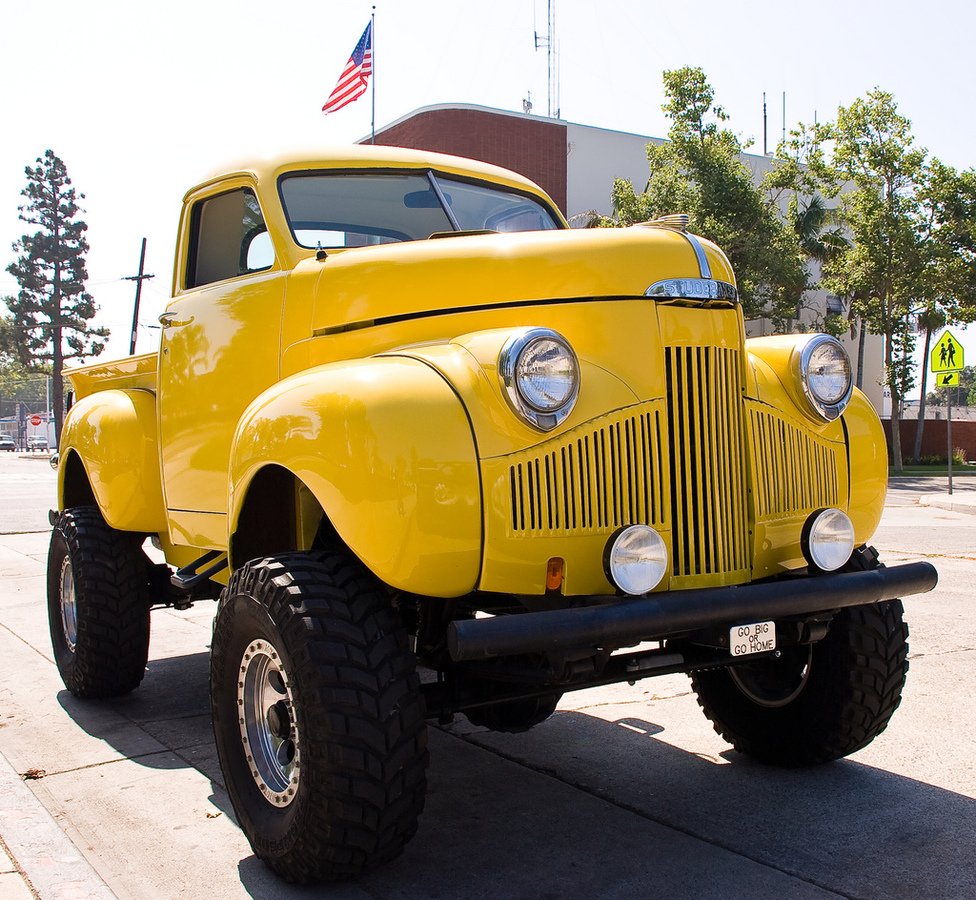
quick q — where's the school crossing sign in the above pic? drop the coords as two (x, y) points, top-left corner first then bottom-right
(931, 330), (964, 375)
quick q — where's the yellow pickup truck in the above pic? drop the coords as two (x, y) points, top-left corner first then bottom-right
(48, 146), (936, 883)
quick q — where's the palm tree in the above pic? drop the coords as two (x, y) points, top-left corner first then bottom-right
(786, 195), (850, 332)
(913, 304), (947, 461)
(794, 195), (849, 263)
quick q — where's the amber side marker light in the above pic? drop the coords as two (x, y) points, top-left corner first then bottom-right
(546, 558), (564, 591)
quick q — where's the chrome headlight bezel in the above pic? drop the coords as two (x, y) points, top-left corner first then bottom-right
(801, 507), (855, 572)
(603, 525), (669, 596)
(498, 328), (580, 431)
(796, 335), (853, 422)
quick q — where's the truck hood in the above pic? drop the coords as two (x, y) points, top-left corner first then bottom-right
(306, 226), (734, 334)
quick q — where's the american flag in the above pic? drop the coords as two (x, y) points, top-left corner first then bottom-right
(322, 22), (373, 115)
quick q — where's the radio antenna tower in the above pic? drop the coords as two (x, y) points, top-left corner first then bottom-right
(534, 0), (559, 118)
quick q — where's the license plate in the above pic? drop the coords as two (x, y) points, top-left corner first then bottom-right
(729, 621), (776, 657)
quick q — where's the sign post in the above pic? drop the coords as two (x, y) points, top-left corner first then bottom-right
(931, 330), (965, 495)
(949, 391), (953, 496)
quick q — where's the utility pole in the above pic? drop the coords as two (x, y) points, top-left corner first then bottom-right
(123, 238), (155, 355)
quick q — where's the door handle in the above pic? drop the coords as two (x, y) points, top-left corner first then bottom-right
(158, 311), (194, 328)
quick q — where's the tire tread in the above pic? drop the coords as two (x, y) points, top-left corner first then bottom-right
(211, 552), (427, 883)
(47, 507), (151, 698)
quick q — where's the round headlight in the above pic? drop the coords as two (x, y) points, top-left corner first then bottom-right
(604, 525), (669, 596)
(499, 329), (580, 430)
(802, 508), (855, 572)
(797, 335), (853, 421)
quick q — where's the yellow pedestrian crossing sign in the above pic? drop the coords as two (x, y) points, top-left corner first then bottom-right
(931, 330), (964, 373)
(937, 371), (960, 387)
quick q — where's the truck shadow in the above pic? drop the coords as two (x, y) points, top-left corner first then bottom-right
(59, 657), (976, 899)
(56, 650), (215, 773)
(363, 710), (976, 900)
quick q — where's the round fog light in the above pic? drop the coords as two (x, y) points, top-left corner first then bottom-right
(803, 508), (855, 571)
(604, 525), (668, 595)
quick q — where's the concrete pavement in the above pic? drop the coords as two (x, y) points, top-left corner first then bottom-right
(1, 455), (974, 898)
(0, 749), (114, 899)
(918, 490), (976, 514)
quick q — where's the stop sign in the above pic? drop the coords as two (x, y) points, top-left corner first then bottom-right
(30, 415), (41, 426)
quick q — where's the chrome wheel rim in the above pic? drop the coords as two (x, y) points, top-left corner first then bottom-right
(237, 639), (300, 806)
(59, 556), (78, 652)
(729, 644), (813, 709)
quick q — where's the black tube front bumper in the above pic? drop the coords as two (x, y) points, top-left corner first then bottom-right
(448, 561), (938, 662)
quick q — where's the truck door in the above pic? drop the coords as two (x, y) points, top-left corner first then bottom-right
(158, 183), (283, 548)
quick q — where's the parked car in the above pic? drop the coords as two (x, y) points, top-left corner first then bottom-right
(50, 146), (938, 883)
(0, 434), (15, 451)
(27, 435), (49, 451)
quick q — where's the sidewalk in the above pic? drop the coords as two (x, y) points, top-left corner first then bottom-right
(0, 749), (114, 899)
(2, 456), (974, 898)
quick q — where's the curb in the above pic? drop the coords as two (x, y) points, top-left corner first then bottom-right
(0, 750), (115, 899)
(918, 493), (976, 516)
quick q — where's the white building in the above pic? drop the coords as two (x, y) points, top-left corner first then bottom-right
(372, 103), (885, 412)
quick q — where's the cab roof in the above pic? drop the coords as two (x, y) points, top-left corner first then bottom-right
(183, 145), (555, 208)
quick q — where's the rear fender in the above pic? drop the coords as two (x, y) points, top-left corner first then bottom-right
(229, 357), (481, 596)
(58, 389), (166, 533)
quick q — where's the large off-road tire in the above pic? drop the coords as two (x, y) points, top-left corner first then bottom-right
(210, 552), (428, 883)
(690, 600), (909, 766)
(46, 507), (151, 698)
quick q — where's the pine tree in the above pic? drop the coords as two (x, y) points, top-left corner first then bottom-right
(6, 150), (108, 444)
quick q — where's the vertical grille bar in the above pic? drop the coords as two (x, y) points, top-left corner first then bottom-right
(747, 407), (840, 520)
(667, 345), (748, 577)
(507, 405), (665, 535)
(730, 351), (748, 569)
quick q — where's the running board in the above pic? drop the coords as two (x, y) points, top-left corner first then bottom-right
(171, 550), (228, 590)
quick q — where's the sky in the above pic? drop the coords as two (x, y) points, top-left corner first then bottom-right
(1, 0), (974, 396)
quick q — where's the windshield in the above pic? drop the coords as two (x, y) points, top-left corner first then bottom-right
(279, 170), (561, 250)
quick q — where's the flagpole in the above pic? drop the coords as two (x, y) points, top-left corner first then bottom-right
(371, 6), (376, 143)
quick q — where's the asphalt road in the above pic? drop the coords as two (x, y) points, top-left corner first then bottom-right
(0, 454), (973, 899)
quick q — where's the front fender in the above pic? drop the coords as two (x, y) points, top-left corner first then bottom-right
(842, 388), (888, 543)
(58, 389), (166, 532)
(746, 335), (885, 549)
(229, 357), (481, 596)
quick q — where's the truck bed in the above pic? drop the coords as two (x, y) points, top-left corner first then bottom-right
(64, 353), (157, 401)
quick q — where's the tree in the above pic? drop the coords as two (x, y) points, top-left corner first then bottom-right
(6, 150), (108, 444)
(0, 311), (15, 359)
(907, 161), (976, 461)
(782, 194), (850, 335)
(595, 68), (807, 321)
(818, 91), (930, 473)
(0, 312), (47, 423)
(764, 124), (851, 335)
